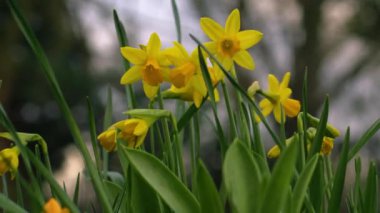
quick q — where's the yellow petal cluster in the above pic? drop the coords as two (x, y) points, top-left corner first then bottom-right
(200, 9), (263, 71)
(97, 118), (150, 152)
(0, 146), (20, 179)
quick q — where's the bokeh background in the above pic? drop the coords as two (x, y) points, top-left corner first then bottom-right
(1, 0), (379, 209)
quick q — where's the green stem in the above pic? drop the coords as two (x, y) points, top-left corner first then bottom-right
(170, 114), (187, 184)
(221, 81), (238, 139)
(157, 90), (176, 175)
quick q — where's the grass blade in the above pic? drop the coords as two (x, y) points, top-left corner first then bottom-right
(170, 0), (182, 42)
(0, 194), (27, 213)
(328, 127), (350, 213)
(348, 118), (380, 160)
(292, 154), (319, 212)
(309, 97), (329, 158)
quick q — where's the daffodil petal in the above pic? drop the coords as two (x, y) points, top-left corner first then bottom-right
(283, 98), (300, 117)
(147, 33), (161, 57)
(200, 18), (225, 41)
(173, 42), (189, 58)
(233, 50), (255, 70)
(280, 72), (291, 90)
(221, 57), (233, 71)
(193, 92), (203, 108)
(259, 99), (274, 116)
(225, 9), (240, 34)
(135, 131), (148, 148)
(268, 74), (280, 92)
(120, 66), (142, 85)
(273, 105), (285, 123)
(120, 47), (147, 65)
(143, 81), (159, 100)
(134, 120), (148, 136)
(237, 30), (263, 49)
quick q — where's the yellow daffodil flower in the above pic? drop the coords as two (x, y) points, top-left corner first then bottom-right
(0, 146), (20, 179)
(258, 72), (300, 123)
(120, 33), (170, 100)
(200, 9), (263, 71)
(43, 198), (70, 213)
(164, 42), (200, 88)
(97, 118), (151, 152)
(162, 44), (222, 108)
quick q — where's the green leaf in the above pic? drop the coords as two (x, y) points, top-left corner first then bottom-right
(195, 160), (223, 213)
(103, 180), (122, 206)
(223, 139), (261, 213)
(348, 119), (380, 160)
(0, 193), (27, 213)
(363, 161), (378, 213)
(123, 147), (200, 213)
(170, 0), (182, 42)
(292, 154), (319, 212)
(260, 136), (298, 213)
(73, 173), (81, 205)
(309, 97), (329, 158)
(131, 169), (161, 213)
(328, 128), (350, 213)
(86, 97), (102, 170)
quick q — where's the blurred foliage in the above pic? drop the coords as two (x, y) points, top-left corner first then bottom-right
(0, 0), (95, 169)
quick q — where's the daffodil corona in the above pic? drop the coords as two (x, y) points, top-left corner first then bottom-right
(43, 198), (70, 213)
(258, 72), (300, 123)
(200, 9), (263, 71)
(120, 33), (170, 100)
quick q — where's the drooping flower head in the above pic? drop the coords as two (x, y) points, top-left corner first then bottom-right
(43, 198), (70, 213)
(0, 146), (20, 179)
(258, 72), (300, 123)
(120, 33), (170, 100)
(97, 118), (152, 152)
(200, 9), (263, 71)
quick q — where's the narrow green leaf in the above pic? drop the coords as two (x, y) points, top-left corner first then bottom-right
(196, 160), (223, 213)
(260, 136), (298, 213)
(292, 154), (319, 212)
(363, 161), (378, 213)
(309, 97), (329, 158)
(223, 139), (261, 213)
(170, 0), (182, 42)
(73, 173), (81, 205)
(328, 128), (350, 213)
(123, 147), (200, 213)
(131, 168), (161, 213)
(0, 194), (27, 213)
(113, 9), (137, 109)
(86, 98), (102, 170)
(348, 119), (380, 160)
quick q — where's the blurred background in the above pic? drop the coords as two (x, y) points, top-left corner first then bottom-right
(1, 0), (379, 209)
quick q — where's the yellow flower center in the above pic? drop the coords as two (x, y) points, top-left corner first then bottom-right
(142, 59), (163, 86)
(169, 62), (196, 88)
(219, 37), (240, 57)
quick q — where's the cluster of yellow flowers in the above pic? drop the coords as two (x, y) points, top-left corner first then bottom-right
(96, 9), (307, 153)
